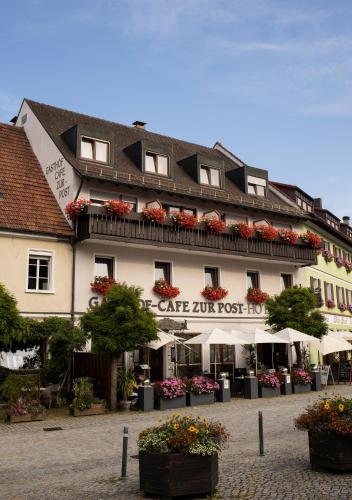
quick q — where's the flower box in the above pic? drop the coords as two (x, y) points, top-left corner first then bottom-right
(255, 225), (278, 241)
(153, 279), (180, 299)
(201, 286), (228, 301)
(139, 452), (218, 497)
(71, 404), (106, 417)
(258, 386), (281, 398)
(292, 383), (311, 394)
(308, 431), (352, 471)
(154, 395), (186, 410)
(7, 411), (45, 423)
(246, 287), (269, 304)
(186, 392), (215, 406)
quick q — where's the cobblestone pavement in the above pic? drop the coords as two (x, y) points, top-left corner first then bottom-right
(1, 386), (352, 500)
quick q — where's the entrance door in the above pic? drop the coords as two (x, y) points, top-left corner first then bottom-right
(149, 349), (163, 381)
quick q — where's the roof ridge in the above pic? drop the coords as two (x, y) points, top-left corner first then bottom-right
(0, 122), (25, 132)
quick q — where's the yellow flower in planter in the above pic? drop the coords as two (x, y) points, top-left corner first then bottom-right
(324, 401), (331, 410)
(173, 423), (180, 430)
(188, 425), (199, 433)
(338, 404), (345, 413)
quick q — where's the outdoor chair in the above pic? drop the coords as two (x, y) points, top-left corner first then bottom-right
(40, 384), (62, 408)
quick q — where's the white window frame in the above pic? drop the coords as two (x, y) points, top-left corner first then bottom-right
(280, 273), (293, 291)
(145, 151), (170, 176)
(247, 175), (266, 197)
(154, 260), (173, 285)
(93, 254), (116, 279)
(246, 269), (261, 290)
(203, 265), (221, 288)
(26, 249), (54, 294)
(80, 136), (110, 164)
(199, 164), (221, 188)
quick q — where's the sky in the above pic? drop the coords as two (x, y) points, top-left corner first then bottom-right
(1, 0), (351, 218)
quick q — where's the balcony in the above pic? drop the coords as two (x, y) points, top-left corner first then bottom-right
(76, 210), (317, 264)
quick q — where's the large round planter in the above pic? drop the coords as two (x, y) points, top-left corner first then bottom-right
(292, 383), (311, 394)
(258, 386), (280, 398)
(308, 431), (352, 471)
(139, 452), (218, 497)
(154, 395), (186, 410)
(186, 391), (215, 406)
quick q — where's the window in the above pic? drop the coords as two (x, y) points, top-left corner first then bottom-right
(90, 192), (137, 212)
(27, 253), (52, 291)
(281, 274), (293, 289)
(166, 204), (196, 216)
(145, 152), (169, 176)
(336, 286), (345, 304)
(247, 271), (259, 289)
(81, 137), (109, 163)
(247, 175), (266, 197)
(155, 262), (171, 283)
(204, 267), (219, 287)
(346, 289), (352, 306)
(199, 165), (220, 187)
(321, 240), (330, 252)
(94, 256), (114, 278)
(176, 333), (202, 377)
(325, 282), (334, 302)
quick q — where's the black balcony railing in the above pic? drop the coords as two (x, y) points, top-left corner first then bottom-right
(76, 211), (317, 264)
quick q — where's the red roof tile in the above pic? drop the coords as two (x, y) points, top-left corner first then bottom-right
(0, 123), (73, 237)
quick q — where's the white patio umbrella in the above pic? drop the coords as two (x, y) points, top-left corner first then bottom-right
(146, 330), (183, 350)
(275, 327), (320, 368)
(319, 335), (352, 356)
(329, 331), (352, 341)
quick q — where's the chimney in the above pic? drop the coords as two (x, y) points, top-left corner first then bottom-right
(342, 216), (350, 225)
(132, 120), (146, 130)
(314, 198), (322, 209)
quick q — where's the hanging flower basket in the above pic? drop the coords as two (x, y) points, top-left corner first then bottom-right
(230, 222), (253, 239)
(322, 250), (333, 263)
(277, 229), (299, 245)
(104, 200), (131, 217)
(169, 211), (198, 229)
(201, 217), (226, 234)
(201, 286), (228, 301)
(90, 276), (117, 295)
(65, 199), (91, 220)
(335, 256), (344, 268)
(300, 231), (322, 249)
(143, 207), (166, 223)
(326, 299), (336, 309)
(255, 225), (278, 241)
(345, 260), (352, 273)
(153, 279), (180, 299)
(246, 287), (269, 304)
(338, 303), (347, 312)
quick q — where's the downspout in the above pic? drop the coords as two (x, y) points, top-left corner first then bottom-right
(70, 176), (84, 324)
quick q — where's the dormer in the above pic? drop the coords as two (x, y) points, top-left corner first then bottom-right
(124, 140), (173, 178)
(227, 165), (268, 197)
(61, 124), (114, 165)
(179, 153), (224, 189)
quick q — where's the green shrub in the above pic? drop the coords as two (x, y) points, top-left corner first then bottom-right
(71, 378), (94, 411)
(1, 373), (38, 403)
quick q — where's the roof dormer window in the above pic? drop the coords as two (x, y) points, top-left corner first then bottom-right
(200, 165), (220, 187)
(81, 136), (109, 163)
(145, 151), (169, 176)
(247, 175), (266, 197)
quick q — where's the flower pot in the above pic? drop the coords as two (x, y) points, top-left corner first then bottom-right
(154, 395), (186, 410)
(186, 392), (215, 406)
(139, 452), (218, 497)
(308, 431), (352, 471)
(7, 412), (45, 423)
(258, 386), (280, 398)
(117, 400), (132, 412)
(71, 404), (106, 417)
(292, 384), (311, 394)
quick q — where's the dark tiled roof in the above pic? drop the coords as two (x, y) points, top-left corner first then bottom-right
(0, 123), (73, 237)
(25, 99), (303, 218)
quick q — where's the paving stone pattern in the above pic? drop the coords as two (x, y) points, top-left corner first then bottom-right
(1, 386), (352, 500)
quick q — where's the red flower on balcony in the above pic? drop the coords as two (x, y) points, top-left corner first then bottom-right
(143, 207), (166, 223)
(246, 287), (269, 304)
(202, 217), (226, 234)
(153, 279), (180, 299)
(277, 229), (299, 245)
(300, 231), (322, 249)
(104, 200), (132, 217)
(65, 199), (91, 220)
(201, 286), (228, 301)
(90, 276), (117, 295)
(169, 211), (198, 229)
(326, 299), (336, 309)
(230, 222), (254, 239)
(255, 225), (278, 241)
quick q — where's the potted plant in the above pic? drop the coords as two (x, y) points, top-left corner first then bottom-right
(291, 369), (312, 394)
(70, 378), (106, 416)
(65, 199), (91, 220)
(104, 199), (131, 217)
(339, 303), (347, 312)
(322, 249), (333, 263)
(295, 395), (352, 471)
(90, 276), (117, 295)
(246, 287), (269, 304)
(169, 211), (198, 229)
(230, 222), (253, 239)
(138, 413), (229, 497)
(117, 369), (137, 411)
(345, 260), (352, 273)
(257, 372), (281, 398)
(277, 228), (299, 245)
(142, 207), (166, 223)
(300, 231), (322, 249)
(186, 376), (219, 406)
(153, 279), (180, 299)
(201, 217), (226, 234)
(255, 225), (278, 241)
(201, 286), (228, 301)
(335, 256), (344, 268)
(154, 378), (187, 410)
(1, 373), (45, 423)
(326, 299), (335, 309)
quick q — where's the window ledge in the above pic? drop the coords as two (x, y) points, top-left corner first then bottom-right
(25, 289), (55, 294)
